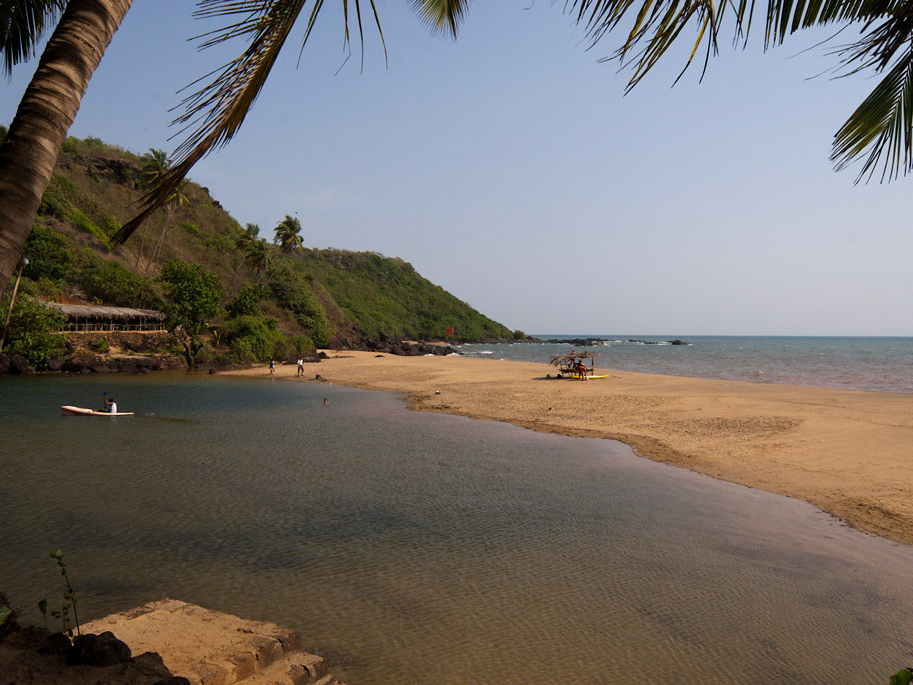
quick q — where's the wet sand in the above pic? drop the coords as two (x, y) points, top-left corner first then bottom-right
(229, 353), (913, 546)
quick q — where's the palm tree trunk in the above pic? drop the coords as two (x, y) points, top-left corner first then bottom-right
(134, 218), (149, 268)
(0, 0), (133, 292)
(147, 205), (171, 272)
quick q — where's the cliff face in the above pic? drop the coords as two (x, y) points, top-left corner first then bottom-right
(18, 133), (514, 347)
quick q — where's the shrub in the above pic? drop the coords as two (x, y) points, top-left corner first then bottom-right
(269, 265), (331, 346)
(225, 284), (264, 318)
(271, 337), (296, 362)
(218, 315), (285, 363)
(81, 260), (161, 309)
(288, 334), (316, 356)
(23, 224), (73, 282)
(0, 295), (66, 368)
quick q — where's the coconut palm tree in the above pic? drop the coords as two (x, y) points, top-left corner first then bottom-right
(243, 237), (272, 284)
(146, 179), (187, 273)
(273, 215), (303, 255)
(3, 0), (913, 292)
(225, 222), (261, 297)
(134, 148), (169, 267)
(0, 0), (132, 291)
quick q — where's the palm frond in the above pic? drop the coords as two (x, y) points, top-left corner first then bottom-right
(115, 0), (384, 245)
(565, 0), (730, 90)
(411, 0), (471, 37)
(0, 0), (66, 76)
(832, 49), (913, 180)
(764, 0), (897, 48)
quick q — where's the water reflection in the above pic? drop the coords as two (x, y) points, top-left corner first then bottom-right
(1, 373), (911, 683)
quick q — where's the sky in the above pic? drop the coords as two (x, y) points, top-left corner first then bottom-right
(3, 1), (912, 336)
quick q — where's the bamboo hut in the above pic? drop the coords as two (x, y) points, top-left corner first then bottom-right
(44, 302), (165, 332)
(549, 349), (596, 379)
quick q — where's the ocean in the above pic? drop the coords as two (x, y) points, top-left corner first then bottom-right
(2, 372), (912, 683)
(455, 335), (913, 393)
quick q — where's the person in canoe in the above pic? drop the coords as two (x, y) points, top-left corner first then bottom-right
(101, 392), (117, 413)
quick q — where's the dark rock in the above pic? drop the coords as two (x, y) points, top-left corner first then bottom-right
(46, 358), (64, 372)
(317, 351), (329, 359)
(669, 339), (690, 346)
(135, 356), (161, 370)
(0, 353), (9, 373)
(66, 631), (132, 667)
(9, 354), (34, 374)
(63, 354), (96, 373)
(133, 651), (188, 682)
(38, 632), (72, 655)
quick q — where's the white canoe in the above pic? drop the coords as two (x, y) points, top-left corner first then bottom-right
(61, 405), (134, 417)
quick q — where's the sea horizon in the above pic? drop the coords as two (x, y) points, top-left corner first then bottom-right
(455, 334), (913, 394)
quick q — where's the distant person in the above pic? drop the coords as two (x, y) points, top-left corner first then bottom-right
(323, 397), (328, 407)
(296, 357), (304, 376)
(269, 359), (275, 376)
(106, 397), (117, 413)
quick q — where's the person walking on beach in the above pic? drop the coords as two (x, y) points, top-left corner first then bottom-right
(323, 397), (328, 407)
(296, 357), (303, 376)
(269, 359), (275, 376)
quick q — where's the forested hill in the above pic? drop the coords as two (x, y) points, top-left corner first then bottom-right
(3, 128), (520, 352)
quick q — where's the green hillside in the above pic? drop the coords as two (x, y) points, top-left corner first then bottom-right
(1, 127), (518, 364)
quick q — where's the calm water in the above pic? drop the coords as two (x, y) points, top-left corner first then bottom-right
(456, 336), (913, 393)
(2, 373), (912, 683)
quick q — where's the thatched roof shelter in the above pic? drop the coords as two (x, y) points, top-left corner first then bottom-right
(549, 349), (597, 378)
(44, 302), (165, 332)
(548, 349), (596, 367)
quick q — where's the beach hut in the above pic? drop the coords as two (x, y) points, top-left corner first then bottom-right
(549, 349), (597, 379)
(44, 301), (166, 332)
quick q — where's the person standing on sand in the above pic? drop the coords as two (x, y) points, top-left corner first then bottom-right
(297, 357), (303, 376)
(269, 359), (275, 376)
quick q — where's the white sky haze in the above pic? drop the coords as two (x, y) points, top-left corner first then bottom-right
(3, 2), (911, 336)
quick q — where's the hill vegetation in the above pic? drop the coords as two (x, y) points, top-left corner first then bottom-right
(0, 126), (521, 368)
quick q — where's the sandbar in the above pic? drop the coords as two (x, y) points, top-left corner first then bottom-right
(227, 352), (913, 546)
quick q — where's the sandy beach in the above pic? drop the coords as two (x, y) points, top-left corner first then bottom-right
(229, 352), (913, 546)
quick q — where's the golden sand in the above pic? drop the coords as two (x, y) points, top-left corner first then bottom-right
(228, 352), (913, 546)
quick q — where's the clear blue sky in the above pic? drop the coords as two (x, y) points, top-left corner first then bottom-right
(3, 2), (912, 336)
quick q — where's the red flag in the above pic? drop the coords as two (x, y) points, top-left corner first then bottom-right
(446, 326), (454, 335)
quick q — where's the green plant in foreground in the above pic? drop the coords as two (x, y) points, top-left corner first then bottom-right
(38, 550), (81, 638)
(891, 668), (913, 685)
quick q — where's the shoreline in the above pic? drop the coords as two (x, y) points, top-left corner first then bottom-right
(226, 352), (913, 547)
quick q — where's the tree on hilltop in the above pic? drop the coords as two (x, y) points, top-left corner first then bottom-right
(243, 236), (273, 285)
(3, 0), (913, 295)
(273, 215), (303, 255)
(137, 147), (188, 273)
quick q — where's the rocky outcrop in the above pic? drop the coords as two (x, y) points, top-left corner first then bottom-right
(82, 599), (344, 685)
(8, 354), (34, 374)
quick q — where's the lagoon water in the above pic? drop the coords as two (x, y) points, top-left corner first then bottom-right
(456, 336), (913, 393)
(2, 372), (913, 683)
